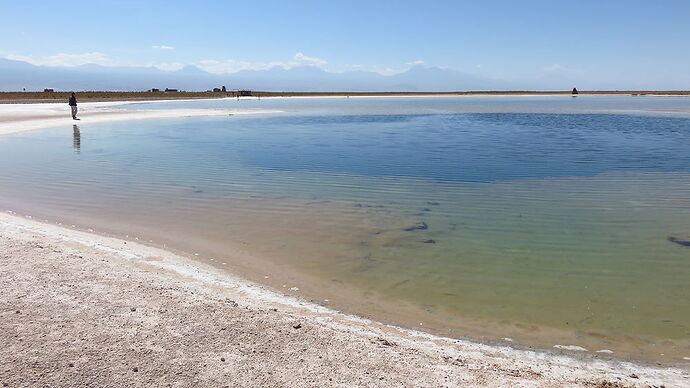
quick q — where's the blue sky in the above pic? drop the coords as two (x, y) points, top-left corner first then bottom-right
(2, 0), (689, 88)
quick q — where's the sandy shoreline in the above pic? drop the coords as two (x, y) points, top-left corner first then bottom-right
(1, 101), (688, 386)
(0, 100), (281, 136)
(1, 212), (687, 387)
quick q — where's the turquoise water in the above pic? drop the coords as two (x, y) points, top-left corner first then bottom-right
(1, 96), (689, 362)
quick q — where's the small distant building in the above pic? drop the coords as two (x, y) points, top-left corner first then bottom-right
(572, 87), (578, 95)
(213, 87), (222, 92)
(221, 86), (226, 92)
(43, 88), (54, 92)
(150, 88), (160, 92)
(165, 88), (178, 92)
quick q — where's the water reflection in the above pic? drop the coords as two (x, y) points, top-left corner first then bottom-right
(72, 125), (80, 154)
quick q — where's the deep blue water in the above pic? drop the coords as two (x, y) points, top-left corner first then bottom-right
(218, 113), (690, 182)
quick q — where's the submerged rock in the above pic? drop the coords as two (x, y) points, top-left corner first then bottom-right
(422, 239), (436, 244)
(391, 279), (410, 289)
(668, 236), (690, 247)
(404, 222), (428, 231)
(355, 203), (384, 208)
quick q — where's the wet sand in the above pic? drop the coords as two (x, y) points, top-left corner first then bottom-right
(1, 212), (687, 387)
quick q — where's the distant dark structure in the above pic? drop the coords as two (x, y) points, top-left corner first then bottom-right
(165, 88), (178, 92)
(43, 88), (54, 92)
(213, 87), (221, 92)
(572, 87), (578, 95)
(150, 88), (160, 92)
(221, 86), (226, 92)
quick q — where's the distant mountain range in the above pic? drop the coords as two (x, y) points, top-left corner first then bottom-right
(0, 58), (507, 92)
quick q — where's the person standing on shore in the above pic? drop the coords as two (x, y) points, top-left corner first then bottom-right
(68, 92), (79, 120)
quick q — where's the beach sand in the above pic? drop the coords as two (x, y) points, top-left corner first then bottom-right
(1, 212), (687, 387)
(1, 101), (688, 386)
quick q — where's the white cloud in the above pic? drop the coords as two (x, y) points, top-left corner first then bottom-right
(4, 54), (33, 63)
(196, 59), (267, 74)
(196, 52), (328, 74)
(2, 51), (439, 77)
(293, 52), (326, 66)
(4, 50), (329, 74)
(148, 62), (184, 71)
(544, 63), (571, 72)
(5, 52), (108, 67)
(378, 68), (406, 76)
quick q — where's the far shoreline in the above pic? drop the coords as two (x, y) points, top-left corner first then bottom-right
(1, 89), (689, 104)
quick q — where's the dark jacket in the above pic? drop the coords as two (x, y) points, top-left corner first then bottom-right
(68, 96), (77, 106)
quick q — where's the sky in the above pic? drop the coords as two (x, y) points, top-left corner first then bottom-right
(2, 0), (690, 88)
